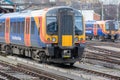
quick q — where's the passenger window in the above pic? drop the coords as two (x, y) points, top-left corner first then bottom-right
(31, 21), (35, 34)
(2, 22), (5, 32)
(13, 22), (16, 33)
(21, 22), (24, 34)
(0, 23), (2, 32)
(10, 22), (14, 33)
(17, 22), (20, 34)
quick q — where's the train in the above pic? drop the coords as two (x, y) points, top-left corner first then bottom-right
(85, 20), (120, 42)
(0, 6), (85, 65)
(85, 20), (96, 40)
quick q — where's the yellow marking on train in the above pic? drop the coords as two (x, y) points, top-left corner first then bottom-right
(34, 17), (39, 30)
(62, 35), (72, 47)
(63, 56), (70, 58)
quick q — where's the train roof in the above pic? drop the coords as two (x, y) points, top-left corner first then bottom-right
(0, 9), (44, 19)
(0, 6), (82, 19)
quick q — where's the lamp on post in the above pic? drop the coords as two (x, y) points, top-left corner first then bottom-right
(101, 1), (104, 20)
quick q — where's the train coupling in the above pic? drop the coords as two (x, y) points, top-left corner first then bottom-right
(111, 35), (114, 39)
(62, 50), (71, 58)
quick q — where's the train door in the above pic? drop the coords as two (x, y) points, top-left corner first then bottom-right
(93, 24), (97, 36)
(5, 18), (10, 44)
(58, 8), (74, 47)
(24, 17), (31, 46)
(30, 17), (39, 47)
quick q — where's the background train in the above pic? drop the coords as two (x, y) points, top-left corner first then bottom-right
(85, 20), (120, 42)
(0, 6), (85, 65)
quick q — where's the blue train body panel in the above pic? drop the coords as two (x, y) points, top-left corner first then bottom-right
(0, 11), (46, 48)
(30, 17), (45, 47)
(10, 17), (25, 45)
(97, 28), (105, 36)
(85, 24), (94, 36)
(0, 18), (5, 43)
(85, 21), (95, 36)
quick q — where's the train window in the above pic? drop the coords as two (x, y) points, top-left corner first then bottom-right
(31, 21), (35, 34)
(97, 24), (100, 29)
(75, 16), (83, 35)
(85, 24), (94, 28)
(46, 16), (57, 34)
(10, 22), (14, 33)
(2, 22), (5, 32)
(0, 23), (2, 32)
(17, 22), (20, 34)
(13, 22), (16, 33)
(105, 23), (109, 30)
(114, 22), (119, 30)
(21, 22), (24, 34)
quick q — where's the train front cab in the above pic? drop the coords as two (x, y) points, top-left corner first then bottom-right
(41, 7), (85, 65)
(105, 21), (119, 41)
(97, 20), (119, 42)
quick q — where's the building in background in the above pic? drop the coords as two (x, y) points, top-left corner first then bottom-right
(80, 0), (100, 3)
(0, 0), (14, 13)
(81, 10), (100, 21)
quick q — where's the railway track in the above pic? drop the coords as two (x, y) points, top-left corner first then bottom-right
(86, 40), (120, 48)
(84, 41), (120, 65)
(0, 61), (39, 80)
(0, 54), (120, 80)
(50, 63), (120, 80)
(17, 63), (73, 80)
(0, 60), (72, 80)
(17, 60), (120, 80)
(84, 48), (120, 65)
(73, 65), (120, 80)
(86, 41), (120, 58)
(0, 40), (120, 80)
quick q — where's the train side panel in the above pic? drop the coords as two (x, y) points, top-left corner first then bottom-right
(85, 21), (95, 40)
(0, 18), (5, 43)
(10, 17), (25, 45)
(30, 17), (45, 47)
(97, 23), (105, 37)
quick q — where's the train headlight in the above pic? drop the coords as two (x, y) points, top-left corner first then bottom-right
(74, 37), (79, 42)
(52, 37), (56, 42)
(80, 38), (83, 41)
(47, 38), (51, 42)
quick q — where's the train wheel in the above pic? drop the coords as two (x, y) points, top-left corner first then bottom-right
(32, 52), (40, 62)
(70, 63), (74, 66)
(111, 39), (115, 42)
(5, 46), (13, 55)
(89, 37), (92, 40)
(39, 52), (47, 63)
(99, 36), (104, 41)
(32, 51), (47, 63)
